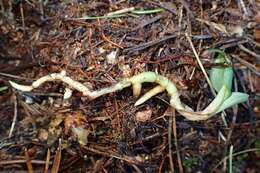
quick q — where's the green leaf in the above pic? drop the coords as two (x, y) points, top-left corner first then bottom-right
(209, 49), (233, 96)
(202, 85), (229, 114)
(216, 92), (249, 113)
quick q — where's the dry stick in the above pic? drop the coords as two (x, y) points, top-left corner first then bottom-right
(101, 32), (123, 49)
(98, 19), (123, 49)
(83, 146), (144, 166)
(114, 98), (122, 136)
(9, 94), (18, 138)
(51, 139), (62, 173)
(0, 72), (33, 80)
(247, 36), (260, 48)
(231, 54), (260, 76)
(0, 160), (52, 165)
(44, 149), (51, 173)
(177, 4), (183, 49)
(123, 34), (176, 53)
(185, 32), (216, 95)
(20, 3), (25, 32)
(132, 165), (143, 173)
(237, 0), (249, 18)
(131, 14), (162, 31)
(107, 7), (135, 16)
(248, 70), (255, 92)
(25, 148), (34, 173)
(239, 44), (260, 60)
(168, 113), (175, 172)
(150, 1), (178, 15)
(172, 109), (184, 173)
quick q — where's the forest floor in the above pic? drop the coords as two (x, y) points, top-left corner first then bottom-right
(0, 1), (260, 172)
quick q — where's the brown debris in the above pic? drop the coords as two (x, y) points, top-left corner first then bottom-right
(135, 109), (152, 122)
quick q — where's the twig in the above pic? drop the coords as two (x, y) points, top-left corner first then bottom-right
(168, 112), (174, 172)
(44, 149), (51, 173)
(25, 148), (34, 173)
(51, 139), (62, 173)
(8, 94), (18, 138)
(185, 32), (216, 95)
(172, 109), (184, 173)
(123, 34), (176, 53)
(107, 7), (135, 16)
(229, 145), (234, 173)
(0, 72), (34, 80)
(150, 1), (178, 15)
(0, 160), (52, 165)
(237, 0), (249, 18)
(231, 54), (260, 76)
(20, 3), (25, 32)
(83, 145), (145, 166)
(130, 15), (162, 32)
(99, 19), (123, 49)
(101, 32), (124, 49)
(238, 44), (260, 61)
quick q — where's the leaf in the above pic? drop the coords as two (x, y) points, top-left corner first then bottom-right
(216, 92), (249, 113)
(209, 49), (233, 97)
(201, 85), (229, 114)
(210, 66), (233, 96)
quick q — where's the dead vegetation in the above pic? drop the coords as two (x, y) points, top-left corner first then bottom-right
(0, 1), (260, 172)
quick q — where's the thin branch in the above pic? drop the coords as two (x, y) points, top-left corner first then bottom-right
(8, 94), (18, 138)
(168, 113), (174, 172)
(185, 32), (216, 96)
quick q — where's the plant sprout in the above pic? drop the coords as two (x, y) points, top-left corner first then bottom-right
(209, 49), (248, 114)
(9, 52), (248, 121)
